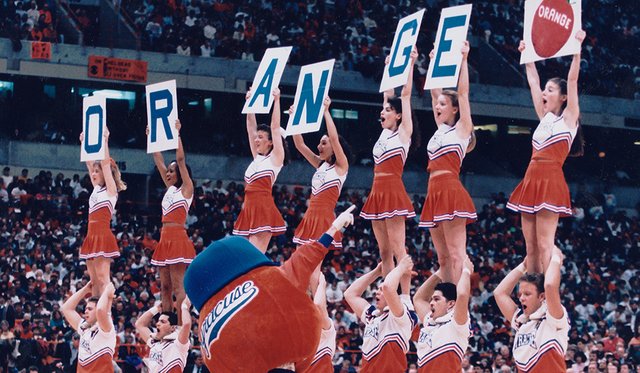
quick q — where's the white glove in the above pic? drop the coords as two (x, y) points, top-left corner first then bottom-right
(332, 205), (356, 230)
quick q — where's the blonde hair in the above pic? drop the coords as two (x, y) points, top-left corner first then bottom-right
(94, 159), (127, 192)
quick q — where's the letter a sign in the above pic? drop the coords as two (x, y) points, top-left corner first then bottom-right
(146, 80), (179, 153)
(521, 0), (582, 63)
(242, 46), (292, 114)
(379, 9), (425, 92)
(285, 59), (335, 136)
(81, 95), (107, 162)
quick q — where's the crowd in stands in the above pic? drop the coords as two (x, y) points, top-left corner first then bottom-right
(0, 0), (59, 44)
(0, 164), (639, 372)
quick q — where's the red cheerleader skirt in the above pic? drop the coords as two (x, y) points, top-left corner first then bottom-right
(419, 173), (477, 228)
(233, 189), (286, 236)
(360, 174), (415, 220)
(294, 201), (342, 249)
(507, 160), (572, 217)
(151, 225), (196, 266)
(80, 221), (120, 260)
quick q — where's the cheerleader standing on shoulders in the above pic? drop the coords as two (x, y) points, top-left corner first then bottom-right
(149, 119), (195, 320)
(79, 128), (126, 296)
(506, 31), (586, 273)
(494, 247), (569, 372)
(413, 258), (473, 373)
(344, 257), (416, 373)
(360, 48), (418, 281)
(419, 41), (477, 283)
(233, 87), (286, 253)
(292, 96), (350, 251)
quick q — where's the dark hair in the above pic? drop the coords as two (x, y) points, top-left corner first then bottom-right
(87, 296), (99, 304)
(520, 273), (545, 294)
(324, 134), (353, 166)
(257, 123), (290, 164)
(387, 97), (421, 153)
(547, 77), (584, 157)
(161, 311), (178, 326)
(435, 282), (457, 301)
(168, 161), (193, 189)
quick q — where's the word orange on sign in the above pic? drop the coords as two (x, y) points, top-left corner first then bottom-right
(31, 41), (51, 60)
(88, 55), (148, 83)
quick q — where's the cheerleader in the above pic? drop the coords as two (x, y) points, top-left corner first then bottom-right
(419, 41), (476, 283)
(61, 281), (117, 373)
(300, 273), (336, 373)
(494, 247), (569, 372)
(135, 297), (192, 373)
(79, 128), (126, 296)
(360, 48), (418, 280)
(413, 258), (473, 372)
(506, 31), (586, 273)
(344, 256), (415, 373)
(292, 96), (349, 251)
(149, 119), (195, 320)
(233, 87), (286, 253)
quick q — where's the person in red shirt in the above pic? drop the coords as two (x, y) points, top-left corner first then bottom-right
(601, 327), (624, 353)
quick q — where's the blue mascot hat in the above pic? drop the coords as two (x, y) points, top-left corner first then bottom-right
(184, 236), (278, 311)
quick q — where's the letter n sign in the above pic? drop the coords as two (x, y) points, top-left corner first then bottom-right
(80, 95), (107, 162)
(146, 80), (179, 153)
(285, 59), (335, 136)
(424, 4), (472, 89)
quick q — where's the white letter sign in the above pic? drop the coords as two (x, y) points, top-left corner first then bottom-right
(80, 95), (107, 162)
(242, 46), (293, 114)
(146, 80), (179, 153)
(379, 9), (425, 92)
(424, 4), (472, 90)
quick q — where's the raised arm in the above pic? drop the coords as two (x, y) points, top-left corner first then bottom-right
(291, 101), (321, 168)
(397, 47), (418, 145)
(455, 41), (474, 138)
(146, 125), (169, 187)
(178, 297), (192, 344)
(545, 247), (564, 320)
(174, 119), (193, 199)
(382, 255), (413, 318)
(428, 49), (443, 126)
(493, 261), (526, 323)
(135, 303), (160, 343)
(245, 89), (259, 159)
(344, 263), (382, 319)
(61, 281), (93, 331)
(453, 257), (472, 325)
(314, 274), (332, 330)
(563, 30), (586, 129)
(96, 282), (115, 333)
(100, 128), (117, 197)
(324, 97), (348, 176)
(269, 88), (285, 166)
(413, 270), (442, 322)
(519, 41), (544, 119)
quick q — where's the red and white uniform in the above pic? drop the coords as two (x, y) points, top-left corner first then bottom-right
(233, 154), (286, 236)
(145, 332), (190, 373)
(419, 124), (476, 228)
(77, 320), (116, 373)
(80, 186), (119, 260)
(511, 304), (569, 372)
(360, 129), (415, 220)
(416, 310), (469, 373)
(294, 162), (347, 249)
(359, 304), (413, 373)
(507, 112), (577, 216)
(301, 320), (336, 373)
(152, 186), (196, 266)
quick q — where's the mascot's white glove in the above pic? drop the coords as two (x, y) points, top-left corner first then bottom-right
(331, 205), (356, 230)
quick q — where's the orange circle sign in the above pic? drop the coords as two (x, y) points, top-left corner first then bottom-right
(532, 0), (574, 58)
